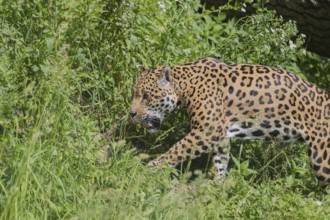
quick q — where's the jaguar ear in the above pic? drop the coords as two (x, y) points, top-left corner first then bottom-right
(137, 65), (147, 72)
(158, 67), (171, 87)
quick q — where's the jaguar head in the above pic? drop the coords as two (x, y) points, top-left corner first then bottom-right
(130, 67), (178, 133)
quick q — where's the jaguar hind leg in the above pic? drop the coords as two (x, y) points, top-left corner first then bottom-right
(306, 137), (330, 184)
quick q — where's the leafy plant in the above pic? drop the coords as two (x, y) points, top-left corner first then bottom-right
(0, 0), (329, 219)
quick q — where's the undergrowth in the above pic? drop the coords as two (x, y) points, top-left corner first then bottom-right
(0, 0), (329, 219)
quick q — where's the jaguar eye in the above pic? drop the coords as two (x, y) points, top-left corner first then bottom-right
(142, 93), (149, 100)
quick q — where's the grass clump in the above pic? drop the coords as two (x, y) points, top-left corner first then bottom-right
(0, 0), (330, 219)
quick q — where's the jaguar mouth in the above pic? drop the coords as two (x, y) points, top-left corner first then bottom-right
(143, 117), (161, 133)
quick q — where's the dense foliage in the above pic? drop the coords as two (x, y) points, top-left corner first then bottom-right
(0, 0), (329, 219)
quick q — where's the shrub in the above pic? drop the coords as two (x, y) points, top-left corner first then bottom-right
(0, 0), (329, 219)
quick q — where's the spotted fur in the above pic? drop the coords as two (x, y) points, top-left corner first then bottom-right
(130, 58), (330, 184)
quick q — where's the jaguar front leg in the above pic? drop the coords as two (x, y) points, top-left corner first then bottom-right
(148, 127), (226, 169)
(212, 138), (231, 184)
(147, 129), (209, 166)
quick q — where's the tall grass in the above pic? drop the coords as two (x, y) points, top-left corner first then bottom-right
(0, 0), (329, 219)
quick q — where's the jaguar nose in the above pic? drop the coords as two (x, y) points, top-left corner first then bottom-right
(130, 111), (137, 118)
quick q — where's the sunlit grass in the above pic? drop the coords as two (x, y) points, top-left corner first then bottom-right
(0, 0), (330, 219)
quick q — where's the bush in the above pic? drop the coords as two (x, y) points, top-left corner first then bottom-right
(0, 0), (329, 219)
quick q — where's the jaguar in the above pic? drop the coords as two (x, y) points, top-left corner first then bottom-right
(130, 57), (330, 184)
